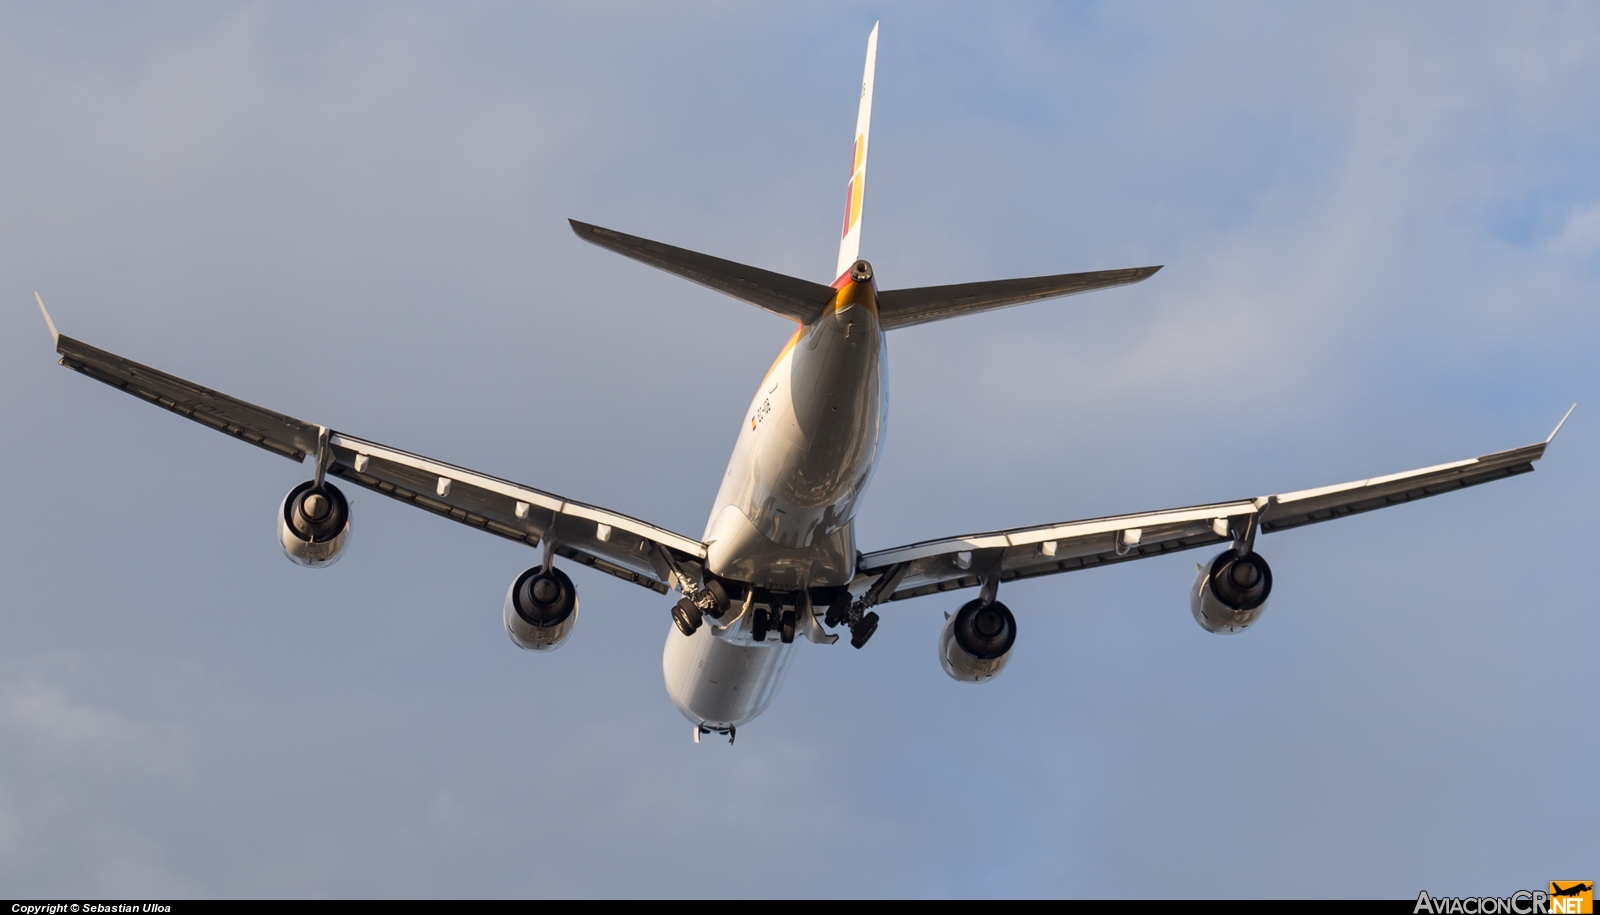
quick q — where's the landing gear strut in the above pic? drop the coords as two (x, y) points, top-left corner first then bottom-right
(849, 611), (880, 649)
(821, 562), (908, 649)
(821, 595), (882, 649)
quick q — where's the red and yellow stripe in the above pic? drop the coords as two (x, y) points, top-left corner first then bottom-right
(840, 133), (866, 239)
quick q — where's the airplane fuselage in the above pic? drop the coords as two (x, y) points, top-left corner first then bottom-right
(664, 273), (886, 729)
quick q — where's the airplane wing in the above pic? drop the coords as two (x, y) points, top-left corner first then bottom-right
(45, 315), (704, 595)
(851, 415), (1571, 604)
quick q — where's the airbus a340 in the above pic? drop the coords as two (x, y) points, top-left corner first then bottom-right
(39, 25), (1570, 743)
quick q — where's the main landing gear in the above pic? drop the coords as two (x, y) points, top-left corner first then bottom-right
(820, 561), (909, 649)
(820, 592), (880, 648)
(669, 572), (907, 650)
(671, 579), (732, 637)
(750, 605), (799, 644)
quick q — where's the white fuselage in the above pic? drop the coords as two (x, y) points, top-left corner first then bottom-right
(663, 281), (886, 729)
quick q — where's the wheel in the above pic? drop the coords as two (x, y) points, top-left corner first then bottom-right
(751, 607), (770, 642)
(823, 592), (852, 628)
(702, 579), (731, 619)
(849, 610), (880, 649)
(779, 610), (796, 644)
(672, 597), (703, 636)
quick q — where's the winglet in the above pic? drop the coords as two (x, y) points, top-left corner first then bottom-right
(1546, 403), (1577, 444)
(35, 292), (59, 345)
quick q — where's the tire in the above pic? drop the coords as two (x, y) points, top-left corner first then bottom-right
(824, 592), (852, 628)
(850, 611), (880, 649)
(702, 580), (731, 619)
(672, 597), (702, 636)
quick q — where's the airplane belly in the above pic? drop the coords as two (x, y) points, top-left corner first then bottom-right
(663, 623), (794, 729)
(709, 317), (886, 554)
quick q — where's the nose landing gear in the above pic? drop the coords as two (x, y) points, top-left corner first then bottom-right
(693, 724), (735, 745)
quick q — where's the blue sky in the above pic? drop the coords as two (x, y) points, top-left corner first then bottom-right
(1, 2), (1595, 898)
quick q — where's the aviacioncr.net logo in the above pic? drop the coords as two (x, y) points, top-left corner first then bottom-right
(1414, 883), (1593, 915)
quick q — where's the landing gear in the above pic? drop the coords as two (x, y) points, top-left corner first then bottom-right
(700, 583), (879, 647)
(701, 579), (731, 619)
(819, 594), (882, 648)
(672, 596), (704, 636)
(820, 594), (882, 649)
(694, 724), (735, 745)
(821, 562), (906, 649)
(823, 592), (852, 629)
(849, 611), (879, 649)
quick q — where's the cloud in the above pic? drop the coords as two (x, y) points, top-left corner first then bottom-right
(1550, 200), (1600, 256)
(0, 1), (1597, 898)
(0, 669), (196, 895)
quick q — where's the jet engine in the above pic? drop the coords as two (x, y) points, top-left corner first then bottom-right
(1191, 548), (1273, 634)
(504, 565), (579, 651)
(939, 599), (1017, 683)
(278, 480), (350, 567)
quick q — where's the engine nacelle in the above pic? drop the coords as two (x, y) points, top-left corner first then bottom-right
(503, 566), (579, 651)
(1191, 548), (1273, 634)
(278, 480), (351, 567)
(939, 599), (1017, 683)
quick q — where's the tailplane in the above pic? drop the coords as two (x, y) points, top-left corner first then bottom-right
(570, 220), (834, 325)
(877, 266), (1162, 329)
(572, 22), (1163, 331)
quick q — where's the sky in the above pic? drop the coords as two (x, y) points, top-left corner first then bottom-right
(1, 1), (1596, 899)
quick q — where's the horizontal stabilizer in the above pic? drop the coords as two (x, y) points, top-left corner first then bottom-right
(571, 220), (835, 325)
(877, 265), (1162, 330)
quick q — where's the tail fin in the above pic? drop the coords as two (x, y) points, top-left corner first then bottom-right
(835, 23), (879, 283)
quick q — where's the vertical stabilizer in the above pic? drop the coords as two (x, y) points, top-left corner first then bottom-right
(835, 23), (879, 282)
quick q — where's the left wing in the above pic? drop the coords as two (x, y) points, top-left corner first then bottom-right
(851, 416), (1570, 604)
(43, 305), (704, 594)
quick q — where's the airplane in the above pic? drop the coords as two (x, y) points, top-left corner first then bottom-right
(37, 24), (1572, 745)
(1551, 884), (1594, 898)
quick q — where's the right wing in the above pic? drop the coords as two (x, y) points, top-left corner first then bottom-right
(876, 266), (1162, 330)
(852, 419), (1568, 604)
(47, 317), (704, 595)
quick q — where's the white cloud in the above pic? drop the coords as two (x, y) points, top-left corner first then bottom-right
(0, 672), (196, 894)
(1551, 200), (1600, 256)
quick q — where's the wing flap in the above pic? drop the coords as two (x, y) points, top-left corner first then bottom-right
(857, 499), (1253, 602)
(876, 266), (1162, 330)
(855, 427), (1560, 605)
(570, 220), (836, 325)
(49, 327), (703, 595)
(326, 433), (702, 593)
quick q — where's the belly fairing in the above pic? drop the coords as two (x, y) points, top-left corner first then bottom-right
(663, 622), (794, 729)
